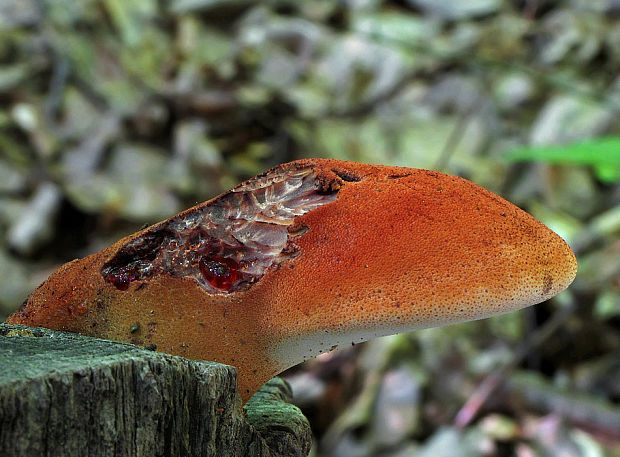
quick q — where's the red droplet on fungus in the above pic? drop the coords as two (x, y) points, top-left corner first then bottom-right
(199, 256), (241, 290)
(106, 271), (132, 291)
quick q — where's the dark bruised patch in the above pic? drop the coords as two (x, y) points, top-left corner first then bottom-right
(424, 170), (440, 178)
(542, 274), (553, 295)
(332, 168), (362, 182)
(388, 173), (412, 179)
(315, 173), (342, 194)
(101, 228), (170, 291)
(145, 344), (157, 351)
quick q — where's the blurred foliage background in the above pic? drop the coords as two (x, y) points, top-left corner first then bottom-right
(0, 0), (619, 455)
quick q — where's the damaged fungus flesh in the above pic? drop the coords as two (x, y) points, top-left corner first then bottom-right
(6, 159), (577, 402)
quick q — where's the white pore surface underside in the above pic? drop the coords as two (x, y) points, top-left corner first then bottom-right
(272, 292), (542, 372)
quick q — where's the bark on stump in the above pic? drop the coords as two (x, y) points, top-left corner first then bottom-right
(0, 324), (311, 457)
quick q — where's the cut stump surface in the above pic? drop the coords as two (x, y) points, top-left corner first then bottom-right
(0, 324), (311, 457)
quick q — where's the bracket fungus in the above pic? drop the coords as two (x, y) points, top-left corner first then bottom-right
(6, 159), (577, 403)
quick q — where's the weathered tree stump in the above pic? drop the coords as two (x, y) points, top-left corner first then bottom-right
(0, 324), (311, 457)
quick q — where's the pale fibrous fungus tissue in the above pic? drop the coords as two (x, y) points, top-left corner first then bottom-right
(6, 159), (577, 402)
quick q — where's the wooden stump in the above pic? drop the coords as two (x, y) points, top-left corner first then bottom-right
(0, 324), (311, 457)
